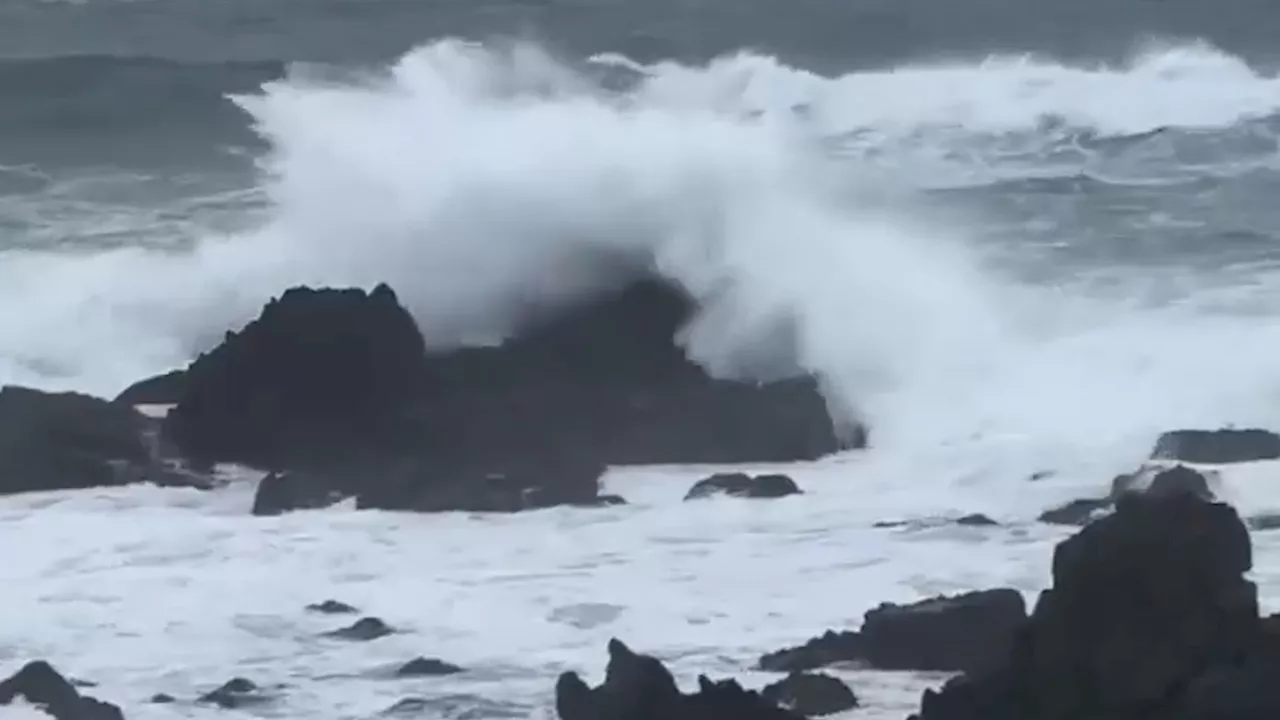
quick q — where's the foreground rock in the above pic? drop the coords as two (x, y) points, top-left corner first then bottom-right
(0, 385), (205, 496)
(0, 661), (123, 720)
(912, 479), (1280, 720)
(759, 588), (1025, 674)
(1151, 427), (1280, 464)
(684, 472), (802, 500)
(556, 638), (804, 720)
(139, 279), (856, 514)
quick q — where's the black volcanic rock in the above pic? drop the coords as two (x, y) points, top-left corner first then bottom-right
(251, 471), (345, 516)
(0, 661), (123, 720)
(161, 283), (427, 482)
(151, 278), (854, 513)
(760, 672), (859, 716)
(0, 385), (192, 496)
(196, 678), (275, 709)
(684, 472), (803, 500)
(758, 589), (1024, 675)
(395, 657), (465, 677)
(911, 483), (1277, 720)
(323, 616), (394, 641)
(1151, 428), (1280, 464)
(306, 599), (358, 615)
(555, 638), (803, 720)
(113, 369), (186, 406)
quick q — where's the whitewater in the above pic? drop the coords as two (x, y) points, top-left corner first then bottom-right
(6, 34), (1280, 719)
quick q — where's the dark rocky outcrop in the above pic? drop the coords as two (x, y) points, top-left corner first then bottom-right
(306, 599), (359, 615)
(684, 472), (803, 500)
(251, 471), (345, 516)
(161, 284), (428, 482)
(147, 279), (853, 514)
(112, 369), (186, 407)
(555, 638), (803, 720)
(396, 657), (465, 677)
(760, 672), (859, 717)
(1151, 428), (1280, 464)
(0, 385), (206, 496)
(0, 661), (123, 720)
(1037, 464), (1213, 527)
(758, 589), (1025, 675)
(323, 617), (394, 641)
(911, 481), (1280, 720)
(758, 631), (866, 673)
(196, 678), (275, 709)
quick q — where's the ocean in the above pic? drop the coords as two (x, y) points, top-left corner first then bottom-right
(5, 0), (1280, 718)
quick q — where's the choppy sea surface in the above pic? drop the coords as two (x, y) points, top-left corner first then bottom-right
(5, 1), (1280, 718)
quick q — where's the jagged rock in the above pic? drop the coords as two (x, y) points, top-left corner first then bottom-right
(1037, 497), (1111, 527)
(860, 588), (1026, 673)
(684, 472), (802, 500)
(758, 589), (1025, 675)
(196, 678), (274, 709)
(912, 482), (1273, 720)
(758, 631), (866, 673)
(761, 672), (859, 716)
(113, 369), (186, 406)
(147, 279), (854, 514)
(396, 657), (465, 677)
(251, 471), (346, 516)
(0, 661), (123, 720)
(147, 694), (174, 704)
(0, 385), (204, 496)
(306, 599), (358, 614)
(1151, 428), (1280, 464)
(1038, 464), (1213, 527)
(556, 638), (803, 720)
(161, 284), (428, 478)
(323, 617), (394, 641)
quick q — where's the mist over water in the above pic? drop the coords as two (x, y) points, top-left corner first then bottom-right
(3, 39), (1280, 479)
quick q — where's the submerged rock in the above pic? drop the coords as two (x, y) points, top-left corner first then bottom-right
(306, 599), (359, 615)
(323, 616), (394, 641)
(0, 661), (123, 720)
(684, 472), (803, 500)
(395, 657), (465, 677)
(1151, 428), (1280, 464)
(912, 479), (1276, 720)
(196, 678), (275, 709)
(555, 638), (803, 720)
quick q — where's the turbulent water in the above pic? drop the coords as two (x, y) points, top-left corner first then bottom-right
(6, 0), (1280, 718)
